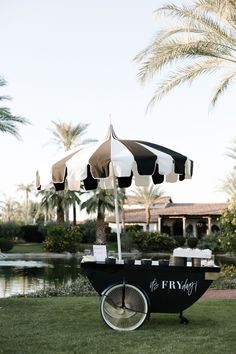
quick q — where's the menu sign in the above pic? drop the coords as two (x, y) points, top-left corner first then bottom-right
(93, 245), (107, 261)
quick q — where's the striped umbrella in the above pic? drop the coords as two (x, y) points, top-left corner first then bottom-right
(36, 125), (193, 260)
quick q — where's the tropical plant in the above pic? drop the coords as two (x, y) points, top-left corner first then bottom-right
(0, 76), (29, 138)
(38, 190), (81, 224)
(219, 172), (236, 200)
(49, 120), (95, 150)
(135, 0), (236, 110)
(0, 197), (22, 223)
(48, 120), (95, 223)
(131, 185), (164, 231)
(17, 182), (34, 224)
(81, 189), (115, 244)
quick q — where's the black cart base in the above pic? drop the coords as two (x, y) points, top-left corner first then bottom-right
(81, 261), (220, 331)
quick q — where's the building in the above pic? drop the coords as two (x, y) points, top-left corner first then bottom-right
(106, 196), (229, 238)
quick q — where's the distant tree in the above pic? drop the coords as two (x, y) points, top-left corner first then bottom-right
(220, 172), (236, 199)
(131, 186), (164, 231)
(17, 182), (34, 224)
(49, 120), (95, 151)
(81, 189), (115, 244)
(48, 120), (95, 223)
(0, 197), (22, 223)
(0, 77), (29, 138)
(38, 190), (81, 224)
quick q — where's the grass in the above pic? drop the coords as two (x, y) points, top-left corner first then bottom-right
(10, 243), (45, 253)
(0, 296), (235, 354)
(10, 242), (118, 254)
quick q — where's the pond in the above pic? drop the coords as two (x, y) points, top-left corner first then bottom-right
(0, 255), (82, 298)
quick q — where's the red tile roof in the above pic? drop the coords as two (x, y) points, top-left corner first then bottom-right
(106, 202), (229, 223)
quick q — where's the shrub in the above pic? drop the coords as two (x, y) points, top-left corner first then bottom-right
(210, 265), (236, 289)
(107, 231), (117, 242)
(44, 225), (82, 253)
(132, 231), (176, 252)
(198, 233), (223, 253)
(0, 223), (21, 240)
(0, 237), (14, 252)
(121, 232), (137, 252)
(187, 236), (198, 248)
(125, 225), (143, 232)
(79, 220), (96, 244)
(172, 235), (186, 247)
(20, 225), (45, 243)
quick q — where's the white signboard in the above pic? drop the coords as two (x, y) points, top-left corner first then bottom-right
(93, 245), (107, 262)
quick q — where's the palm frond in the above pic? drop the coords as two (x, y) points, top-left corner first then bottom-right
(138, 39), (231, 83)
(219, 171), (236, 196)
(135, 1), (236, 109)
(194, 0), (236, 29)
(0, 108), (30, 139)
(50, 121), (90, 150)
(146, 58), (224, 109)
(210, 69), (236, 106)
(134, 27), (205, 64)
(156, 3), (236, 48)
(0, 77), (7, 86)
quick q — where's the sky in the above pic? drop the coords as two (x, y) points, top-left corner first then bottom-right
(1, 0), (236, 204)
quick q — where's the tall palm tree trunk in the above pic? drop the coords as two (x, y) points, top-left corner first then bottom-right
(96, 200), (106, 244)
(72, 202), (77, 226)
(57, 202), (64, 224)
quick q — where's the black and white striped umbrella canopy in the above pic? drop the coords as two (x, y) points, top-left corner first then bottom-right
(36, 124), (193, 191)
(36, 124), (193, 261)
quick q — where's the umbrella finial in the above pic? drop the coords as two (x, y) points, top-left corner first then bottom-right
(103, 123), (118, 140)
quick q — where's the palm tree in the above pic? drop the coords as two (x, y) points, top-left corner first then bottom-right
(135, 0), (236, 110)
(0, 197), (22, 223)
(81, 189), (115, 244)
(220, 172), (236, 199)
(38, 190), (81, 224)
(49, 120), (95, 150)
(49, 120), (95, 223)
(131, 186), (164, 231)
(0, 77), (29, 138)
(17, 182), (34, 224)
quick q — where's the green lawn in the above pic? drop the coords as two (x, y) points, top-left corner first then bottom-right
(0, 296), (235, 354)
(10, 243), (45, 253)
(10, 242), (118, 254)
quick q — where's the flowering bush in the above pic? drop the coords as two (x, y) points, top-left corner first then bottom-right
(210, 265), (236, 289)
(15, 275), (96, 298)
(219, 206), (236, 254)
(44, 224), (82, 253)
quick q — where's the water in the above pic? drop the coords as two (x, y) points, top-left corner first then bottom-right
(0, 256), (81, 298)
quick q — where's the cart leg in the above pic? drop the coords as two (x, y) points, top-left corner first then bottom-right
(179, 311), (189, 324)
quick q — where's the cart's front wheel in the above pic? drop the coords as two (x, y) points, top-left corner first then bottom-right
(100, 283), (148, 331)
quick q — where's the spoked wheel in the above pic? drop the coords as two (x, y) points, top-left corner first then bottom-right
(100, 283), (148, 331)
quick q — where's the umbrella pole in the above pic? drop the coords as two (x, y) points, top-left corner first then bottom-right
(113, 175), (122, 261)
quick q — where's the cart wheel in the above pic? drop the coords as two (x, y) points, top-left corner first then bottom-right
(100, 283), (148, 331)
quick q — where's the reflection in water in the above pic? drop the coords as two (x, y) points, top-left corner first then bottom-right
(0, 257), (81, 298)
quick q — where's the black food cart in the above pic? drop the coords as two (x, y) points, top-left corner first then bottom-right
(81, 258), (220, 331)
